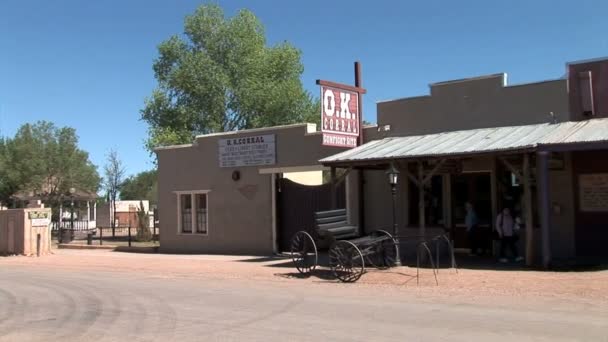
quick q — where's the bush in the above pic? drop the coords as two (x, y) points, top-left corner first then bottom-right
(136, 200), (152, 242)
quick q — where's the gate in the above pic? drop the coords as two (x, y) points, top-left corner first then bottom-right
(277, 178), (345, 252)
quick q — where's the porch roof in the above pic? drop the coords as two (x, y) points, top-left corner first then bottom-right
(320, 117), (608, 167)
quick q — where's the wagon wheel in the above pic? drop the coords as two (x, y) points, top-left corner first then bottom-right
(370, 230), (398, 269)
(329, 240), (365, 282)
(290, 231), (318, 275)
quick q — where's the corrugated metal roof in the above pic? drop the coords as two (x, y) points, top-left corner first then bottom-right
(320, 118), (608, 165)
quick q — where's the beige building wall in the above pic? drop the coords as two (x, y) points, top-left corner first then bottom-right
(283, 171), (323, 186)
(378, 75), (569, 137)
(0, 208), (52, 256)
(157, 124), (356, 255)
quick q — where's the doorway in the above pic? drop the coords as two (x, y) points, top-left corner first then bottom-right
(276, 177), (345, 252)
(451, 172), (492, 251)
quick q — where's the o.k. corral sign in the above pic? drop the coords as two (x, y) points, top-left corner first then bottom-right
(219, 134), (276, 168)
(321, 86), (360, 148)
(317, 65), (366, 148)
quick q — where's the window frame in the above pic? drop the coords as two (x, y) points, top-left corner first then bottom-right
(175, 190), (210, 236)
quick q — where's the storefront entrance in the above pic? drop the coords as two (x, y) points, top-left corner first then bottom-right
(451, 172), (493, 251)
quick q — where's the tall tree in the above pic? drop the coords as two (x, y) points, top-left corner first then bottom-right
(141, 4), (319, 153)
(120, 170), (158, 205)
(103, 149), (125, 237)
(0, 121), (100, 207)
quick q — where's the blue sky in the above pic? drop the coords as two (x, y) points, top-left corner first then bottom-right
(1, 0), (606, 177)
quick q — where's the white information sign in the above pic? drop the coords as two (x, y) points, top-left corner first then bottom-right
(28, 211), (51, 227)
(219, 134), (276, 168)
(31, 218), (51, 227)
(579, 173), (608, 212)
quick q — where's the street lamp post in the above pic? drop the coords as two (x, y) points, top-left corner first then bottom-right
(69, 187), (75, 241)
(386, 163), (402, 267)
(58, 195), (64, 244)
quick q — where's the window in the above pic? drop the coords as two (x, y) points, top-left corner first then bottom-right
(177, 191), (209, 234)
(195, 194), (207, 234)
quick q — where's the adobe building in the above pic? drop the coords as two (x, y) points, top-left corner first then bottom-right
(156, 57), (608, 266)
(0, 207), (53, 256)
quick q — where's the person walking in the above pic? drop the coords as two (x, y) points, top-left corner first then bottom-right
(465, 202), (480, 256)
(495, 208), (524, 263)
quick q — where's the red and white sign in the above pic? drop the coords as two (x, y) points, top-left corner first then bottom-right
(321, 86), (360, 148)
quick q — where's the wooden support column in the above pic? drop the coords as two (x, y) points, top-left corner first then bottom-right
(418, 161), (426, 238)
(86, 201), (91, 222)
(523, 153), (534, 266)
(537, 151), (552, 268)
(490, 157), (498, 234)
(443, 174), (452, 229)
(490, 157), (498, 219)
(330, 167), (337, 210)
(355, 61), (366, 235)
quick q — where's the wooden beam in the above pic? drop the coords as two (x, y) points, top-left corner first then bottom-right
(334, 167), (352, 187)
(316, 79), (367, 94)
(498, 156), (523, 183)
(422, 159), (446, 184)
(523, 153), (534, 266)
(403, 168), (420, 188)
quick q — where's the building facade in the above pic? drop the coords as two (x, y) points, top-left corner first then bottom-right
(157, 57), (608, 264)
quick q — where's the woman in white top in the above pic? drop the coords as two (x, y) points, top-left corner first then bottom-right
(495, 208), (524, 263)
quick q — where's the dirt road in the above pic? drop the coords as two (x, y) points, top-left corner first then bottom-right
(0, 250), (607, 341)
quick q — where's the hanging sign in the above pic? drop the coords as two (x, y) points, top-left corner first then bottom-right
(29, 211), (51, 227)
(219, 134), (276, 168)
(579, 173), (608, 212)
(320, 86), (360, 148)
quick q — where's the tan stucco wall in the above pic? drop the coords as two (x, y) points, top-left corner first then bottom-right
(0, 208), (52, 256)
(157, 124), (355, 255)
(283, 171), (323, 186)
(377, 75), (569, 136)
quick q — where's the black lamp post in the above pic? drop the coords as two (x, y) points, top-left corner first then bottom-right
(386, 163), (402, 266)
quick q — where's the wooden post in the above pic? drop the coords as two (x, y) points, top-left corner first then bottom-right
(443, 174), (452, 230)
(537, 151), (552, 268)
(403, 166), (410, 227)
(523, 153), (534, 266)
(490, 157), (498, 256)
(355, 61), (365, 234)
(418, 161), (426, 238)
(86, 201), (91, 223)
(330, 167), (337, 210)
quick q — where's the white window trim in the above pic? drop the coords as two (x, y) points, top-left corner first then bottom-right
(175, 190), (210, 236)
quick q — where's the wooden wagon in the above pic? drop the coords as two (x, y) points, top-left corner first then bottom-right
(290, 209), (398, 282)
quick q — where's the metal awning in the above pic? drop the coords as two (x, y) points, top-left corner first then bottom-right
(320, 118), (608, 166)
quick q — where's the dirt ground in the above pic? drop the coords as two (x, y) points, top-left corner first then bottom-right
(3, 249), (607, 308)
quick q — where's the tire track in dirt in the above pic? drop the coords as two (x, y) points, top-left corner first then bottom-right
(0, 287), (18, 325)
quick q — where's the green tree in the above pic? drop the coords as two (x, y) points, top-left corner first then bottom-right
(103, 149), (125, 237)
(141, 4), (319, 153)
(136, 200), (152, 242)
(0, 121), (100, 207)
(120, 170), (158, 205)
